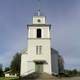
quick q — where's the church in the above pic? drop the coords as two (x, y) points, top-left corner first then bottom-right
(20, 10), (64, 77)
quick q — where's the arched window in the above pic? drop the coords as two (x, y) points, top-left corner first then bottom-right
(37, 29), (41, 38)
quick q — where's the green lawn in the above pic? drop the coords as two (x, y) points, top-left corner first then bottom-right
(0, 77), (19, 80)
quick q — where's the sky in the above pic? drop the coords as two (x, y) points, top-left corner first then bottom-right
(0, 0), (80, 70)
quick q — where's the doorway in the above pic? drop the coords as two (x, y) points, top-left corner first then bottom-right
(35, 63), (43, 73)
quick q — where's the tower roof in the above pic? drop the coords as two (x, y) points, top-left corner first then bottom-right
(34, 0), (42, 16)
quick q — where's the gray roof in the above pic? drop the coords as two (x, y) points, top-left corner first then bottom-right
(51, 48), (59, 55)
(20, 48), (27, 54)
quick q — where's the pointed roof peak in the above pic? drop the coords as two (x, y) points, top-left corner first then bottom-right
(34, 0), (42, 16)
(38, 9), (41, 16)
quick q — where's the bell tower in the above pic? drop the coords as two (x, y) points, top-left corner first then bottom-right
(20, 0), (52, 76)
(27, 8), (52, 74)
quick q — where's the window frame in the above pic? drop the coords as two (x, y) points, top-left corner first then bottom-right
(36, 45), (42, 55)
(37, 29), (42, 38)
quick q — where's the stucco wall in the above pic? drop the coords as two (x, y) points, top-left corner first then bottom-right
(33, 16), (46, 24)
(21, 39), (52, 76)
(28, 27), (50, 39)
(28, 39), (51, 74)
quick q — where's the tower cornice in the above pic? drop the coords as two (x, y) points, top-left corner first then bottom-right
(27, 24), (51, 27)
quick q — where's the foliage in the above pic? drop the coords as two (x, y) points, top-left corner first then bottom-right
(10, 53), (21, 75)
(0, 64), (4, 77)
(0, 77), (19, 80)
(64, 69), (80, 77)
(4, 67), (10, 72)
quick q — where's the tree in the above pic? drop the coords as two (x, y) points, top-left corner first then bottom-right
(72, 69), (77, 75)
(64, 69), (79, 77)
(4, 67), (10, 72)
(10, 53), (21, 75)
(0, 64), (4, 77)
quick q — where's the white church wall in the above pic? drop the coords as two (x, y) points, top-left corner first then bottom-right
(20, 54), (28, 76)
(33, 16), (46, 24)
(28, 27), (50, 39)
(21, 54), (35, 76)
(20, 14), (52, 76)
(27, 39), (52, 74)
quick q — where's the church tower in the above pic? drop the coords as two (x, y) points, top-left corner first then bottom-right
(20, 10), (52, 76)
(20, 0), (64, 77)
(28, 10), (52, 72)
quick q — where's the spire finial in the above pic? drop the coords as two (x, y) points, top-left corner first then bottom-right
(37, 0), (41, 16)
(38, 9), (40, 16)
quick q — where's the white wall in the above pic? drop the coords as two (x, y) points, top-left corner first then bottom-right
(21, 38), (52, 76)
(20, 54), (35, 76)
(5, 74), (10, 77)
(28, 27), (50, 39)
(27, 39), (52, 74)
(20, 15), (52, 76)
(5, 73), (17, 77)
(33, 16), (46, 24)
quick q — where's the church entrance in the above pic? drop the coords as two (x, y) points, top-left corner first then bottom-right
(35, 63), (43, 73)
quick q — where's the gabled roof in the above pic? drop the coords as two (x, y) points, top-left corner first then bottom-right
(4, 70), (12, 74)
(51, 48), (59, 55)
(21, 48), (27, 54)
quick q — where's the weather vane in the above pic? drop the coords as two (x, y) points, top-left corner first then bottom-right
(38, 0), (40, 10)
(37, 0), (41, 16)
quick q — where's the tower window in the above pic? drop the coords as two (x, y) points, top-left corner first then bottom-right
(36, 46), (42, 54)
(37, 29), (41, 38)
(37, 19), (41, 22)
(39, 46), (42, 54)
(36, 46), (38, 54)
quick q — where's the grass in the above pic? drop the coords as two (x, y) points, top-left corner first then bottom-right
(0, 77), (19, 80)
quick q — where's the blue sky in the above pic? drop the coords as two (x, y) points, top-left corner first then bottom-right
(0, 0), (80, 70)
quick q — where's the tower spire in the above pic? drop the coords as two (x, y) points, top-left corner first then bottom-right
(37, 0), (41, 16)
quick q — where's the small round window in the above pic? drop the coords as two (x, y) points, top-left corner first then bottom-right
(37, 19), (41, 22)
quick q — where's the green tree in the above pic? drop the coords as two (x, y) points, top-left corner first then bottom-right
(10, 53), (21, 75)
(4, 67), (10, 72)
(72, 69), (78, 75)
(0, 64), (4, 77)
